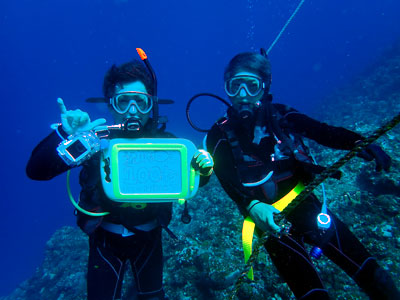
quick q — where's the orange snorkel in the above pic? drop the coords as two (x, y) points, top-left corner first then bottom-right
(136, 48), (159, 133)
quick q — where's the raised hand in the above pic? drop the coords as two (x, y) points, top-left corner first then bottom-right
(57, 98), (106, 135)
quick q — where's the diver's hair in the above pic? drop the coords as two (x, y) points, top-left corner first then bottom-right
(224, 52), (272, 91)
(103, 59), (154, 98)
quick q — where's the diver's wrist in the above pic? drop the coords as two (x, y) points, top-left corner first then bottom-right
(54, 123), (69, 140)
(247, 200), (261, 213)
(200, 167), (213, 176)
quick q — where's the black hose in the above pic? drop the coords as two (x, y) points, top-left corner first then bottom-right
(186, 93), (231, 133)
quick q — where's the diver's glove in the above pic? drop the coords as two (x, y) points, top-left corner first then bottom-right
(57, 98), (106, 135)
(191, 149), (214, 176)
(247, 200), (281, 232)
(357, 143), (391, 172)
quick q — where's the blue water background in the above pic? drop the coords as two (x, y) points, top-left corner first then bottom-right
(1, 0), (399, 296)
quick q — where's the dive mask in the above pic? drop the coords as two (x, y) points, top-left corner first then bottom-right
(111, 91), (154, 115)
(225, 75), (265, 97)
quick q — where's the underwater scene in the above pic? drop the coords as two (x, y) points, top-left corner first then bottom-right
(1, 0), (400, 299)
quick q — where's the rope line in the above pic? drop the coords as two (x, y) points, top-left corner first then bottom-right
(283, 111), (400, 215)
(267, 0), (306, 55)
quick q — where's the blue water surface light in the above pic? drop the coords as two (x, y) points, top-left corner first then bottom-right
(0, 0), (399, 296)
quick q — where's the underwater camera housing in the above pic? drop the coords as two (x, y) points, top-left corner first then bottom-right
(57, 131), (101, 166)
(100, 138), (200, 204)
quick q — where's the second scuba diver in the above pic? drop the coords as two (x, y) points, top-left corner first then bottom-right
(203, 52), (399, 299)
(26, 54), (213, 300)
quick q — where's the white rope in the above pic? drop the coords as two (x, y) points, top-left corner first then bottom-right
(267, 0), (306, 55)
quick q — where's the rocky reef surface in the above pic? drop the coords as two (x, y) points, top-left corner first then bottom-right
(2, 42), (400, 300)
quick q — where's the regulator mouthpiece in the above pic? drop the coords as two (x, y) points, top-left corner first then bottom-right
(124, 118), (142, 131)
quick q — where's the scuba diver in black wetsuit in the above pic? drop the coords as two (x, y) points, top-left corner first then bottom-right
(203, 52), (399, 299)
(26, 51), (213, 300)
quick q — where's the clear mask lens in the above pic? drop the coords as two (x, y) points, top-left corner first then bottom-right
(112, 92), (153, 114)
(225, 76), (263, 97)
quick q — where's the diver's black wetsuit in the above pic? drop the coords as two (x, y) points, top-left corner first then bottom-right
(26, 123), (173, 300)
(206, 103), (398, 300)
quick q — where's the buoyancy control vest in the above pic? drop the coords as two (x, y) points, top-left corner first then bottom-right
(216, 100), (323, 202)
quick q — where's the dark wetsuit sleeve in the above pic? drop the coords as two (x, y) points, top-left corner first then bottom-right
(279, 105), (364, 150)
(26, 126), (71, 180)
(206, 125), (253, 216)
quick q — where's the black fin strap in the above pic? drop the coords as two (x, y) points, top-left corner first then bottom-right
(181, 201), (192, 224)
(162, 225), (178, 240)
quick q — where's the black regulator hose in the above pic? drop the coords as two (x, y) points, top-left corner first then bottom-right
(186, 93), (231, 133)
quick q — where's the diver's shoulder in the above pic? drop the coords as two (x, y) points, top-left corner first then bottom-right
(160, 131), (176, 138)
(273, 103), (298, 114)
(206, 120), (226, 141)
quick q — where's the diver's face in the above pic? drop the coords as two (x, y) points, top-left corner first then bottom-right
(225, 71), (265, 113)
(110, 81), (152, 126)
